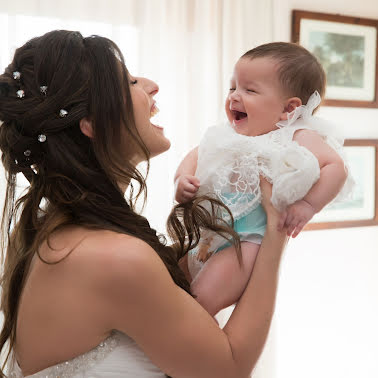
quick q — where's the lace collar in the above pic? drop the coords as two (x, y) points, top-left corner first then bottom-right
(276, 90), (321, 128)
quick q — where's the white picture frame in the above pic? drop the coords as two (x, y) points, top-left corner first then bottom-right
(292, 10), (378, 108)
(306, 140), (378, 230)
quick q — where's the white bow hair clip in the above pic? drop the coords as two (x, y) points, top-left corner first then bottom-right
(276, 91), (321, 128)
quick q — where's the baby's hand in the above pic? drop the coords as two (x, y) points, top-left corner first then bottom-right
(175, 174), (200, 203)
(278, 200), (316, 238)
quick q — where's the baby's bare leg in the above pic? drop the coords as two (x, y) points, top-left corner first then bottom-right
(191, 241), (260, 316)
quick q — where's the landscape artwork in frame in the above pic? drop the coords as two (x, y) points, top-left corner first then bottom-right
(292, 10), (378, 107)
(306, 140), (378, 230)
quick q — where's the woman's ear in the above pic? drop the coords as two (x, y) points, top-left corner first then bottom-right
(279, 97), (302, 120)
(80, 117), (94, 138)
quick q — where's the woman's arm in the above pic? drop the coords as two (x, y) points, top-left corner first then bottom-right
(98, 182), (287, 378)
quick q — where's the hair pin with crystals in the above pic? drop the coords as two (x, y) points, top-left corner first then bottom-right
(59, 109), (68, 118)
(13, 71), (21, 80)
(40, 86), (48, 95)
(16, 89), (25, 99)
(38, 134), (47, 143)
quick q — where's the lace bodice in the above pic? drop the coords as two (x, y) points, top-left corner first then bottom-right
(196, 121), (322, 215)
(195, 98), (353, 253)
(9, 331), (165, 377)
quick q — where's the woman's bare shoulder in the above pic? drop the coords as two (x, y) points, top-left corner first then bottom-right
(73, 228), (167, 287)
(75, 229), (177, 323)
(73, 228), (161, 267)
(38, 226), (164, 290)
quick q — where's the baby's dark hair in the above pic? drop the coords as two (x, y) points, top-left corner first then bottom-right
(242, 42), (326, 110)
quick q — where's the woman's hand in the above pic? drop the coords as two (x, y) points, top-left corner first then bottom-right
(259, 177), (280, 227)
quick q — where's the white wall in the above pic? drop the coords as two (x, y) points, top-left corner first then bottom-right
(270, 1), (378, 377)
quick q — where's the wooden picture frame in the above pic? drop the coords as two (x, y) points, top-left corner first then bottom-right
(305, 139), (378, 231)
(292, 10), (378, 108)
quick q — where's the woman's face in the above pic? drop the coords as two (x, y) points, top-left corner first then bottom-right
(128, 75), (170, 162)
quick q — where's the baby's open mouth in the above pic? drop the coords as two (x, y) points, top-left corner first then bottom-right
(232, 110), (247, 121)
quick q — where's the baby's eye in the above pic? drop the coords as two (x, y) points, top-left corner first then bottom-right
(229, 88), (235, 91)
(247, 89), (256, 93)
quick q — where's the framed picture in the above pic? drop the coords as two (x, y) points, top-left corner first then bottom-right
(292, 10), (378, 107)
(305, 139), (378, 230)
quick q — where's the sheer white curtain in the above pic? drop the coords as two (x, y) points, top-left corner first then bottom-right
(0, 0), (274, 375)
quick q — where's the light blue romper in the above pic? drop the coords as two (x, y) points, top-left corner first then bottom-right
(209, 193), (267, 253)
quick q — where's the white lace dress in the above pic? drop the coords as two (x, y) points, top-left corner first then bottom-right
(9, 331), (166, 378)
(189, 92), (354, 277)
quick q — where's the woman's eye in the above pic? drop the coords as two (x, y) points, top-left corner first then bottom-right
(229, 88), (235, 91)
(130, 79), (138, 85)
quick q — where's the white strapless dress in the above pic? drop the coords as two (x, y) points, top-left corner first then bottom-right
(9, 331), (166, 377)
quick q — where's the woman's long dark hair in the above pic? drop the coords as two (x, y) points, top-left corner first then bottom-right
(0, 30), (240, 376)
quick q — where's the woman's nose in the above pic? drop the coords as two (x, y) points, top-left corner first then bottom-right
(145, 78), (159, 96)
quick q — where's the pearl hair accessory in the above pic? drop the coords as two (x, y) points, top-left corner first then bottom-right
(13, 71), (21, 80)
(38, 134), (47, 143)
(59, 109), (68, 117)
(12, 71), (24, 98)
(10, 70), (71, 165)
(40, 86), (48, 95)
(16, 89), (25, 98)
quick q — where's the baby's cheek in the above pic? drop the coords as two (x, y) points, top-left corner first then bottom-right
(224, 106), (233, 123)
(224, 98), (231, 112)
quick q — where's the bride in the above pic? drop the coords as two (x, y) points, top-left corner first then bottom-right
(0, 30), (287, 377)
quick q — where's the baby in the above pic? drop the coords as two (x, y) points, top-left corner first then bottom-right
(174, 42), (353, 316)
